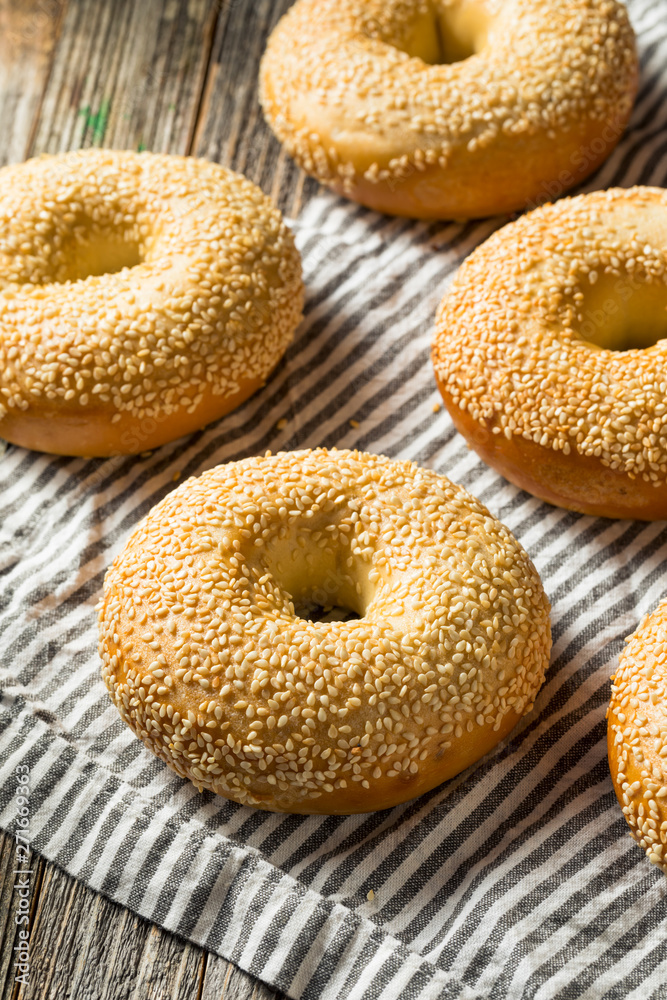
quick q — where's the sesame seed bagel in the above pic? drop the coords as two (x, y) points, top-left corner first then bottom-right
(0, 150), (303, 456)
(608, 599), (667, 875)
(433, 187), (667, 520)
(259, 0), (638, 220)
(99, 448), (551, 814)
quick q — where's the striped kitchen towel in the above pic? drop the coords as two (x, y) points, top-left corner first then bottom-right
(2, 0), (667, 996)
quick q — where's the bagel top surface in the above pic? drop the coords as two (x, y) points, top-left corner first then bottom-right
(433, 187), (667, 490)
(99, 448), (551, 814)
(0, 150), (302, 449)
(260, 0), (637, 215)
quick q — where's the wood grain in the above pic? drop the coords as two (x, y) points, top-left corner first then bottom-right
(0, 0), (66, 166)
(0, 831), (46, 1000)
(8, 0), (322, 216)
(0, 0), (311, 996)
(192, 0), (322, 216)
(201, 956), (287, 1000)
(30, 0), (218, 157)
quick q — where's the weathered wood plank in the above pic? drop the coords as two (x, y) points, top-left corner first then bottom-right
(69, 903), (152, 1000)
(0, 0), (66, 166)
(16, 855), (82, 999)
(201, 954), (288, 1000)
(124, 922), (204, 1000)
(0, 831), (46, 1000)
(0, 829), (19, 998)
(1, 840), (207, 1000)
(192, 0), (321, 217)
(30, 0), (218, 157)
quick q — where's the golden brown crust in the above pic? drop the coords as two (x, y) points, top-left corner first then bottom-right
(438, 383), (667, 520)
(608, 601), (667, 875)
(433, 187), (667, 520)
(325, 112), (633, 221)
(260, 0), (638, 219)
(99, 448), (552, 813)
(0, 376), (267, 457)
(0, 150), (303, 456)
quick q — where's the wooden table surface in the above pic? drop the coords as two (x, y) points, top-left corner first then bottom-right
(0, 1), (322, 997)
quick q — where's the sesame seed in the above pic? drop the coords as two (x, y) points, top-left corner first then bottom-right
(99, 448), (551, 812)
(0, 149), (303, 456)
(260, 0), (637, 218)
(433, 187), (667, 518)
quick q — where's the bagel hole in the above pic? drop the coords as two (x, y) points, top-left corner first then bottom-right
(263, 531), (374, 625)
(575, 275), (667, 352)
(396, 1), (489, 65)
(291, 598), (360, 624)
(59, 236), (142, 282)
(288, 576), (365, 624)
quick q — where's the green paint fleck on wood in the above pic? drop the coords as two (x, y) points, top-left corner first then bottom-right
(78, 99), (111, 144)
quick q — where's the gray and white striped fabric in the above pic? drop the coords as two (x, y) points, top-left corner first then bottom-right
(3, 1), (667, 996)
